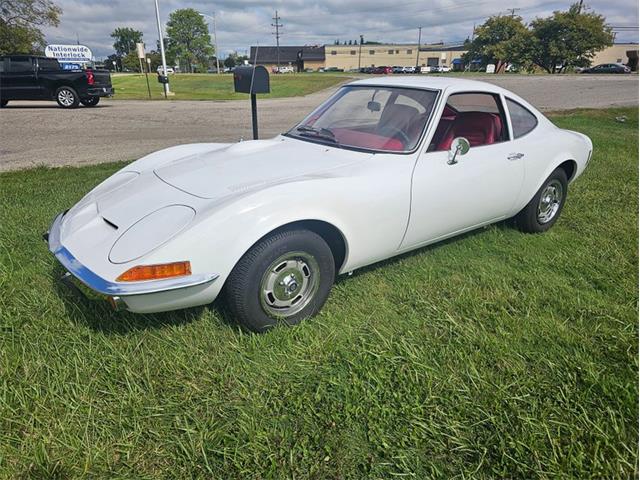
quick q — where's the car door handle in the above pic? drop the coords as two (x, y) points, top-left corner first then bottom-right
(508, 153), (525, 161)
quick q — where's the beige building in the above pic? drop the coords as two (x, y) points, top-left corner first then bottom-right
(591, 43), (638, 67)
(324, 43), (467, 70)
(249, 42), (638, 72)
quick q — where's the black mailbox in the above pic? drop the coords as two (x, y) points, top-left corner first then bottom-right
(157, 74), (168, 84)
(233, 66), (270, 94)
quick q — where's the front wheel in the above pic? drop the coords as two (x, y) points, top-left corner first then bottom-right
(80, 96), (100, 107)
(55, 86), (79, 108)
(514, 168), (568, 233)
(223, 229), (335, 332)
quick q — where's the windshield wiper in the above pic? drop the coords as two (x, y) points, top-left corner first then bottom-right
(295, 125), (341, 146)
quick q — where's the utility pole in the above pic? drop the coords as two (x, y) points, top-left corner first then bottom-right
(507, 8), (521, 17)
(577, 0), (584, 13)
(212, 12), (220, 74)
(358, 34), (363, 70)
(415, 26), (422, 69)
(154, 0), (170, 96)
(271, 10), (283, 70)
(471, 23), (476, 40)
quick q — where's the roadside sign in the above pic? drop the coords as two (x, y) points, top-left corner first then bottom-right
(45, 44), (92, 63)
(136, 43), (145, 59)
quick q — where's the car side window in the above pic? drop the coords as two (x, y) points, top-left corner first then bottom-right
(8, 57), (33, 72)
(506, 98), (538, 138)
(428, 92), (508, 152)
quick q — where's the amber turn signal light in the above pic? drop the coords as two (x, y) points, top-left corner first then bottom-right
(116, 261), (191, 282)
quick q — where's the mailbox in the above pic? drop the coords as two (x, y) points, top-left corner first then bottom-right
(157, 74), (168, 84)
(233, 66), (270, 94)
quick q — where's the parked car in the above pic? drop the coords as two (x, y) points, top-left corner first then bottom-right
(273, 66), (294, 74)
(402, 66), (417, 74)
(46, 77), (592, 331)
(359, 67), (374, 74)
(0, 55), (112, 108)
(581, 63), (631, 74)
(373, 66), (393, 74)
(392, 66), (404, 74)
(156, 66), (175, 74)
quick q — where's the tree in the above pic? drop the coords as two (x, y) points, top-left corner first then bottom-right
(0, 0), (62, 55)
(166, 8), (213, 73)
(110, 27), (143, 57)
(530, 3), (613, 73)
(462, 15), (533, 73)
(122, 51), (142, 72)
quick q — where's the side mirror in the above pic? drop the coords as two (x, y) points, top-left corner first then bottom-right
(448, 137), (470, 165)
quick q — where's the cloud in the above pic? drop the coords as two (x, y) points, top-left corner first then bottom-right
(42, 0), (639, 59)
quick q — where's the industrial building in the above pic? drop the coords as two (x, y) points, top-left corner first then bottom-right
(248, 42), (639, 72)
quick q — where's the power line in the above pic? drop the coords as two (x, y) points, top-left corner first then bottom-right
(271, 10), (283, 69)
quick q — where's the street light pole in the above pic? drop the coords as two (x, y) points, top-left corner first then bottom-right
(212, 12), (220, 74)
(358, 34), (363, 70)
(199, 12), (221, 73)
(415, 26), (422, 69)
(153, 0), (170, 95)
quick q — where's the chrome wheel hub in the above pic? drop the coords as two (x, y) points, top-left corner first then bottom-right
(537, 179), (563, 224)
(58, 90), (74, 106)
(260, 252), (319, 318)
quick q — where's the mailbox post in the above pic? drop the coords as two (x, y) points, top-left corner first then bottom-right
(233, 66), (270, 140)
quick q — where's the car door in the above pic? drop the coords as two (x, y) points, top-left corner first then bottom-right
(401, 91), (525, 249)
(3, 57), (39, 100)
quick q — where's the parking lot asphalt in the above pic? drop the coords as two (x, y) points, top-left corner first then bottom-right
(0, 74), (637, 171)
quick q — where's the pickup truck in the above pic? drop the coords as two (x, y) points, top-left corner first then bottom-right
(0, 55), (113, 108)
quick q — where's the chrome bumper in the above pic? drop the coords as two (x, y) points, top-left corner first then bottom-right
(46, 211), (219, 298)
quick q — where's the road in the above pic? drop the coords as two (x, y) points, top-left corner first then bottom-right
(0, 75), (637, 171)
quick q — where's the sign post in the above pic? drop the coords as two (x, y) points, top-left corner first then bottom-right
(137, 43), (152, 99)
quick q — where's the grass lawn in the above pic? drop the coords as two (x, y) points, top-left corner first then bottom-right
(109, 73), (352, 100)
(0, 108), (637, 478)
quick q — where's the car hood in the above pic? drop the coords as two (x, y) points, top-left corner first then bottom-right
(154, 136), (366, 199)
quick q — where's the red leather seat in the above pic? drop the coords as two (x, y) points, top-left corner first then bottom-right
(437, 112), (503, 151)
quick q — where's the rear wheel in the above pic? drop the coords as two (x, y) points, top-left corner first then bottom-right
(514, 168), (568, 233)
(223, 229), (335, 332)
(80, 96), (100, 107)
(55, 86), (79, 108)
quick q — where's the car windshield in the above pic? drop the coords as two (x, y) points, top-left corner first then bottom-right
(287, 86), (438, 153)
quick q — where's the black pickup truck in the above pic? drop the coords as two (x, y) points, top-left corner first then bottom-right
(0, 55), (113, 108)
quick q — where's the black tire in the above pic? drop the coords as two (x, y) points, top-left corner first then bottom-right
(80, 96), (100, 107)
(223, 229), (335, 332)
(55, 86), (80, 108)
(0, 100), (7, 107)
(514, 168), (568, 233)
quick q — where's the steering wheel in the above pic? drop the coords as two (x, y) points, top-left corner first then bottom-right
(377, 125), (411, 148)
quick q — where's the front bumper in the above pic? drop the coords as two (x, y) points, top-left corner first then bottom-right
(46, 211), (219, 308)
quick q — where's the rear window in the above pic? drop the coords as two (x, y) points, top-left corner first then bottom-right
(38, 58), (60, 71)
(506, 98), (538, 138)
(8, 57), (33, 72)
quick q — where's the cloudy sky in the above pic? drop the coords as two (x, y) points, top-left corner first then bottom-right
(42, 0), (639, 60)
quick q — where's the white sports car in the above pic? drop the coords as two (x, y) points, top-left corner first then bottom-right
(47, 77), (592, 331)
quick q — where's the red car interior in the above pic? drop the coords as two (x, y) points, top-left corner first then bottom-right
(436, 111), (504, 151)
(332, 128), (405, 151)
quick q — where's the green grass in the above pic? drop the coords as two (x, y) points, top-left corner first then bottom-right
(0, 108), (637, 479)
(109, 73), (351, 100)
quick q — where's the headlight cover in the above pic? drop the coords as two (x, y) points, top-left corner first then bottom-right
(109, 205), (195, 264)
